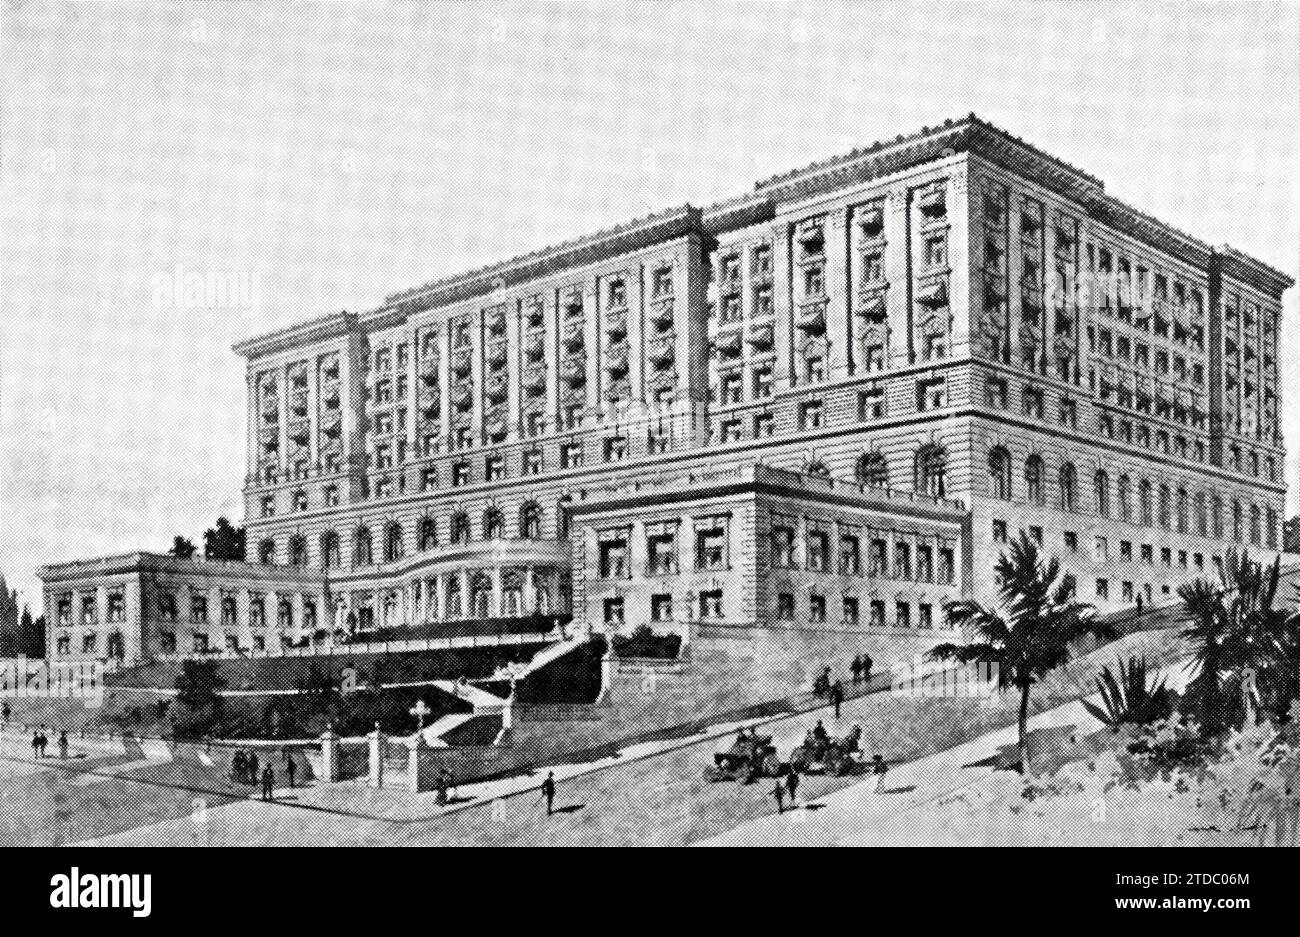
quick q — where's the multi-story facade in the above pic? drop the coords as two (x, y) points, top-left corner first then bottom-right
(42, 115), (1291, 665)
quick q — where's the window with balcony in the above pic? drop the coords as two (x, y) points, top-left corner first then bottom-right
(806, 530), (830, 572)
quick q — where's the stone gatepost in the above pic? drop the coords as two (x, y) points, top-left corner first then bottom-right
(319, 724), (340, 783)
(406, 731), (428, 793)
(367, 722), (384, 788)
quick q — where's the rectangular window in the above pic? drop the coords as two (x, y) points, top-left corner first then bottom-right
(599, 534), (630, 579)
(992, 520), (1008, 543)
(895, 601), (911, 629)
(561, 443), (583, 469)
(752, 367), (773, 399)
(696, 525), (727, 571)
(651, 594), (674, 623)
(753, 414), (774, 437)
(843, 597), (860, 626)
(523, 449), (542, 475)
(858, 388), (885, 420)
(772, 525), (796, 567)
(647, 531), (677, 575)
(807, 530), (830, 572)
(841, 535), (861, 575)
(894, 542), (912, 580)
(452, 461), (469, 486)
(799, 401), (824, 430)
(917, 379), (946, 411)
(809, 594), (827, 623)
(604, 597), (625, 627)
(485, 456), (505, 481)
(919, 603), (934, 630)
(776, 593), (795, 621)
(939, 547), (955, 584)
(604, 436), (628, 462)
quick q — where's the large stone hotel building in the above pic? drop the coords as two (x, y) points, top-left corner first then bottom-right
(41, 116), (1291, 670)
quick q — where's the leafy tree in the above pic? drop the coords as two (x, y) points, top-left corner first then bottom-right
(169, 536), (197, 559)
(928, 533), (1115, 773)
(1178, 549), (1300, 730)
(175, 659), (225, 709)
(204, 517), (246, 562)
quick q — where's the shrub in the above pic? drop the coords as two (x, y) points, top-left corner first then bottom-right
(1082, 655), (1175, 729)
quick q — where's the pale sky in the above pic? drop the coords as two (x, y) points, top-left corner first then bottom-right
(1, 0), (1297, 609)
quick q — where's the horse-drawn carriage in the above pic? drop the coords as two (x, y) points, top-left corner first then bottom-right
(789, 725), (862, 776)
(703, 729), (783, 784)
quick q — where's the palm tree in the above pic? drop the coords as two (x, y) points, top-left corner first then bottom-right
(927, 533), (1114, 773)
(1178, 549), (1300, 730)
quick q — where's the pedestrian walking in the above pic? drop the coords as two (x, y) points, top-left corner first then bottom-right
(285, 754), (296, 788)
(871, 755), (888, 793)
(784, 766), (799, 806)
(861, 652), (873, 685)
(59, 731), (68, 760)
(261, 765), (274, 801)
(2, 702), (9, 727)
(772, 778), (785, 814)
(850, 655), (862, 685)
(541, 771), (556, 816)
(831, 680), (844, 720)
(248, 751), (259, 786)
(31, 730), (40, 759)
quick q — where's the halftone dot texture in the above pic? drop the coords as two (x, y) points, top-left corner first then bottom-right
(1, 1), (1297, 846)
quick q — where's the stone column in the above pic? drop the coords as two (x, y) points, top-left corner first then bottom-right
(367, 723), (385, 788)
(459, 570), (470, 619)
(406, 731), (429, 794)
(320, 725), (340, 783)
(434, 574), (445, 621)
(491, 567), (503, 618)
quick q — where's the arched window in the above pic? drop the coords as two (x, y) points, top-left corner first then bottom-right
(1058, 462), (1077, 512)
(855, 452), (889, 488)
(354, 527), (373, 566)
(520, 502), (542, 539)
(1194, 492), (1208, 537)
(1176, 488), (1189, 534)
(484, 508), (505, 540)
(288, 534), (308, 568)
(258, 538), (275, 565)
(1094, 470), (1110, 518)
(418, 516), (437, 551)
(1266, 507), (1278, 549)
(1233, 500), (1244, 542)
(988, 447), (1012, 500)
(383, 523), (404, 562)
(450, 512), (471, 545)
(1139, 480), (1153, 526)
(320, 531), (341, 569)
(1212, 494), (1224, 538)
(805, 458), (831, 478)
(1118, 474), (1132, 522)
(915, 445), (947, 498)
(1025, 455), (1045, 505)
(1158, 484), (1172, 529)
(1250, 504), (1261, 545)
